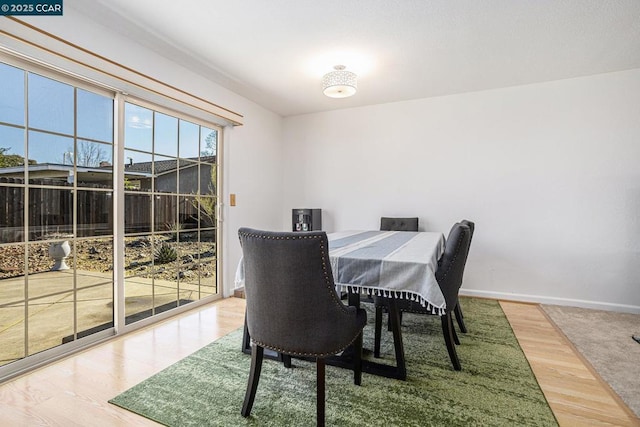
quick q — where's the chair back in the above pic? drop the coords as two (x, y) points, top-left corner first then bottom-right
(435, 223), (472, 309)
(460, 219), (475, 243)
(380, 217), (419, 231)
(239, 227), (363, 357)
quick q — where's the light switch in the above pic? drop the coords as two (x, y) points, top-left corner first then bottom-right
(230, 193), (236, 206)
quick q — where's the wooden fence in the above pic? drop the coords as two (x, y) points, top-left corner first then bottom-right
(0, 177), (205, 243)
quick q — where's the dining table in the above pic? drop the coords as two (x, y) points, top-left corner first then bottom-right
(236, 229), (446, 380)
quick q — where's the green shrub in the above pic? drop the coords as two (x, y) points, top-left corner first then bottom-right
(154, 242), (177, 264)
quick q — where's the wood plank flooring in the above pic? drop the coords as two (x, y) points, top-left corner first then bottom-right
(0, 297), (637, 426)
(500, 301), (639, 427)
(0, 297), (245, 426)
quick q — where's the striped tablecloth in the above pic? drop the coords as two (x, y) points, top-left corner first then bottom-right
(328, 230), (446, 315)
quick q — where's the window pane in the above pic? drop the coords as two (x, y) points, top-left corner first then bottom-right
(200, 163), (216, 196)
(124, 150), (152, 192)
(76, 238), (113, 279)
(153, 239), (177, 272)
(0, 244), (26, 363)
(199, 269), (217, 297)
(124, 103), (152, 152)
(200, 229), (217, 296)
(76, 140), (112, 168)
(197, 196), (216, 228)
(0, 244), (25, 301)
(201, 229), (216, 257)
(180, 270), (200, 300)
(124, 235), (152, 277)
(178, 160), (198, 194)
(125, 193), (151, 234)
(77, 190), (113, 237)
(200, 127), (217, 159)
(154, 194), (177, 232)
(0, 62), (25, 126)
(75, 283), (113, 338)
(28, 130), (74, 186)
(124, 275), (153, 324)
(77, 89), (113, 143)
(176, 230), (198, 264)
(179, 195), (198, 229)
(0, 186), (24, 243)
(153, 154), (177, 193)
(27, 240), (74, 354)
(154, 112), (178, 157)
(76, 143), (113, 189)
(0, 125), (26, 175)
(179, 120), (199, 159)
(28, 73), (73, 135)
(28, 188), (73, 241)
(0, 245), (25, 365)
(153, 268), (179, 312)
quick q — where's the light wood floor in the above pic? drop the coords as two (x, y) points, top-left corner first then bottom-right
(0, 298), (637, 426)
(501, 301), (639, 427)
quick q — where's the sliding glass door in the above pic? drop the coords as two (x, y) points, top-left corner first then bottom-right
(0, 58), (221, 374)
(122, 100), (218, 324)
(0, 61), (115, 366)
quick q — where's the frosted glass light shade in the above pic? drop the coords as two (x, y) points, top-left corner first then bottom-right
(322, 65), (357, 98)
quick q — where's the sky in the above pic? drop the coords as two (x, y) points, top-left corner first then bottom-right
(0, 62), (217, 168)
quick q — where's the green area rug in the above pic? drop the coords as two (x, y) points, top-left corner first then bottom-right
(110, 298), (557, 426)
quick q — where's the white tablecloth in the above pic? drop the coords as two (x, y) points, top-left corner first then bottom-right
(328, 230), (446, 315)
(234, 230), (446, 314)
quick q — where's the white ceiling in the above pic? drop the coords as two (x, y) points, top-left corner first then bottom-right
(69, 0), (640, 117)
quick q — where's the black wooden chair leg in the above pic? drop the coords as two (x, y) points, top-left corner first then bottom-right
(317, 358), (326, 427)
(374, 306), (383, 358)
(241, 344), (264, 417)
(242, 311), (251, 354)
(454, 302), (467, 333)
(282, 354), (292, 368)
(441, 313), (461, 371)
(353, 331), (363, 385)
(452, 320), (461, 345)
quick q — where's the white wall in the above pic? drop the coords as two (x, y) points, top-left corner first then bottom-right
(282, 69), (640, 312)
(19, 9), (640, 311)
(20, 8), (285, 297)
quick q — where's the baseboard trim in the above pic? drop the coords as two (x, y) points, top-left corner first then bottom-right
(459, 289), (640, 314)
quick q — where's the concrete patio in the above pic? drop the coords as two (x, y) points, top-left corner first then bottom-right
(0, 269), (216, 366)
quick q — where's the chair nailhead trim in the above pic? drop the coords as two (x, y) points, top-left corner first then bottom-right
(238, 231), (323, 241)
(252, 334), (361, 358)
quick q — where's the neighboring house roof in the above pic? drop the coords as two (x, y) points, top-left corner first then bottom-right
(124, 156), (216, 175)
(0, 163), (152, 183)
(0, 156), (215, 178)
(0, 163), (119, 175)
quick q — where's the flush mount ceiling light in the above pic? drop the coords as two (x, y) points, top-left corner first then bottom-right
(322, 65), (357, 98)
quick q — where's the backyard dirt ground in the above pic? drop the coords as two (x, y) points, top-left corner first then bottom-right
(0, 235), (216, 281)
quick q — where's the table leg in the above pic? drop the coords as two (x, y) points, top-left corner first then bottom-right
(348, 290), (361, 307)
(330, 291), (407, 380)
(387, 298), (407, 380)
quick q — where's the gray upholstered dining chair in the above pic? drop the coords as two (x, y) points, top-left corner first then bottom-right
(355, 217), (420, 308)
(373, 222), (472, 370)
(375, 216), (420, 310)
(380, 217), (419, 231)
(238, 227), (367, 427)
(454, 219), (475, 334)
